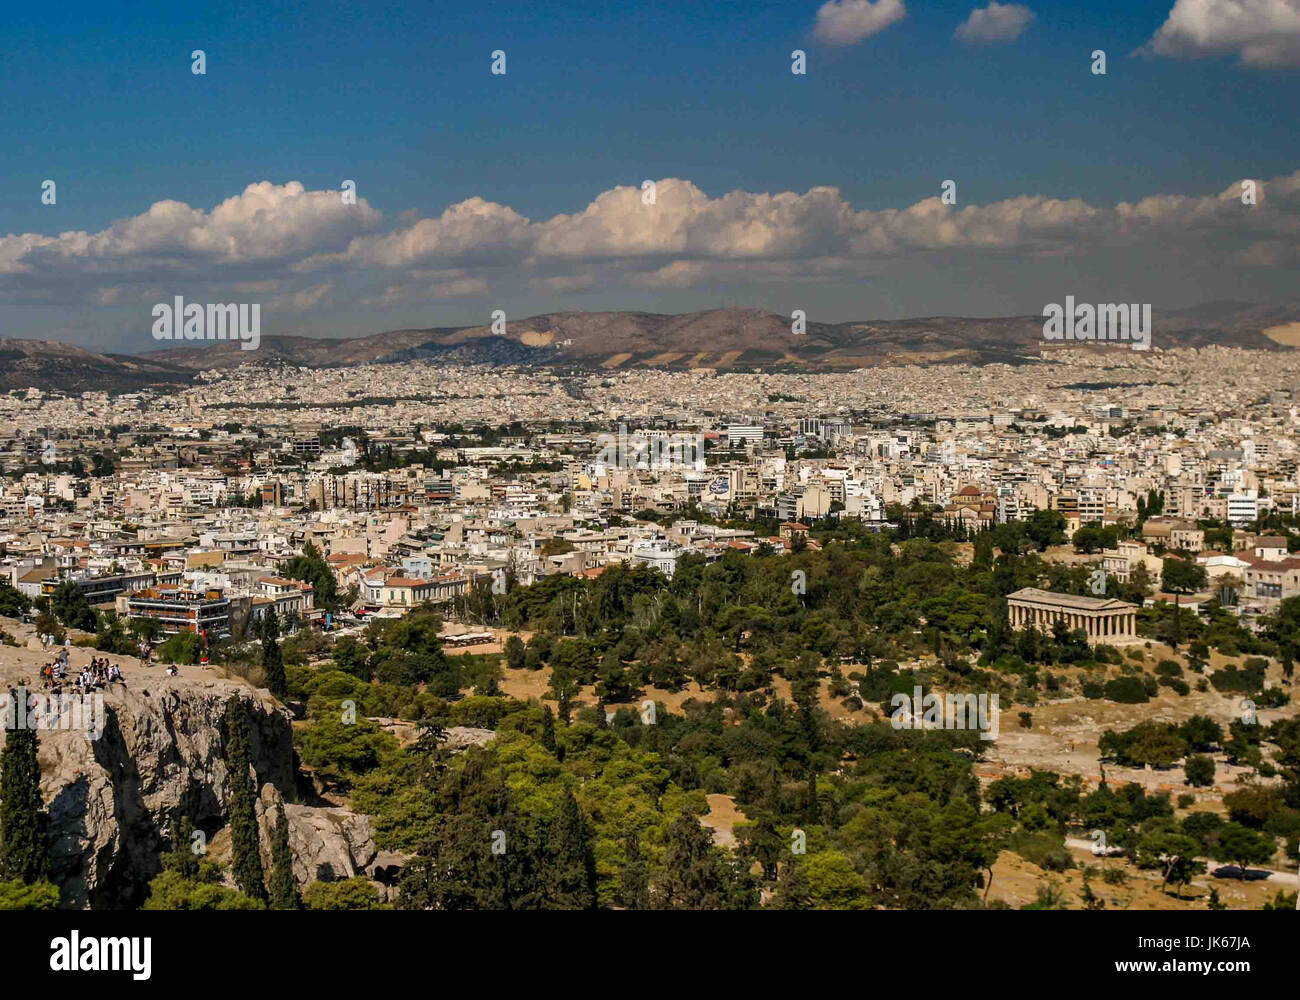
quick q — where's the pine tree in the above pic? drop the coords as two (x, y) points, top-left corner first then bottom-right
(0, 724), (47, 883)
(543, 786), (597, 909)
(653, 812), (739, 910)
(770, 859), (814, 910)
(261, 609), (287, 699)
(223, 698), (267, 901)
(268, 799), (299, 910)
(619, 830), (650, 909)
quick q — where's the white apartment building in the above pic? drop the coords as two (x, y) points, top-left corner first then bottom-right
(1227, 491), (1259, 527)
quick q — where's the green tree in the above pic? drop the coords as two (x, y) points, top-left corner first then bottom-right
(0, 725), (47, 884)
(0, 583), (30, 619)
(268, 799), (299, 909)
(769, 859), (814, 910)
(1025, 509), (1067, 551)
(302, 877), (387, 909)
(261, 609), (287, 699)
(0, 879), (59, 909)
(281, 542), (340, 611)
(50, 581), (97, 631)
(1136, 831), (1204, 895)
(619, 830), (650, 909)
(802, 850), (871, 909)
(1213, 822), (1275, 875)
(329, 635), (370, 681)
(652, 813), (755, 910)
(543, 787), (597, 909)
(143, 863), (265, 910)
(162, 813), (201, 880)
(504, 635), (525, 670)
(1184, 754), (1216, 788)
(540, 705), (557, 754)
(1162, 557), (1207, 595)
(223, 699), (267, 902)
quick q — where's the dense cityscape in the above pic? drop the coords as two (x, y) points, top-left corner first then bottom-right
(4, 0), (1300, 983)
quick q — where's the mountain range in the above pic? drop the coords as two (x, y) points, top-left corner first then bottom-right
(4, 302), (1299, 393)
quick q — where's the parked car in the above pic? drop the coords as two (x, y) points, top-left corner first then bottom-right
(1211, 865), (1271, 881)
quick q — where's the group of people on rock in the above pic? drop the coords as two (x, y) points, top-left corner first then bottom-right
(40, 653), (123, 693)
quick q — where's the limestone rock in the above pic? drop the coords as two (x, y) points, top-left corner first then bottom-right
(1, 646), (292, 909)
(254, 783), (379, 886)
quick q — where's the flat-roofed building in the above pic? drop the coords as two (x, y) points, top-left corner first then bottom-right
(125, 585), (231, 636)
(1007, 587), (1139, 642)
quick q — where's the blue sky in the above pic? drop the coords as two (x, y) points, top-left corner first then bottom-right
(2, 0), (1298, 351)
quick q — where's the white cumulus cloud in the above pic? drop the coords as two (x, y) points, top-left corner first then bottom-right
(1139, 0), (1300, 67)
(954, 3), (1036, 44)
(812, 0), (907, 46)
(1, 171), (1298, 306)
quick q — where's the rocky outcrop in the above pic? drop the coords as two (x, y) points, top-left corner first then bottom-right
(2, 638), (373, 907)
(254, 784), (378, 885)
(370, 718), (497, 753)
(0, 667), (294, 909)
(0, 637), (415, 909)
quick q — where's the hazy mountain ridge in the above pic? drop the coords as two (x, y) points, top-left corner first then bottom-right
(5, 302), (1299, 392)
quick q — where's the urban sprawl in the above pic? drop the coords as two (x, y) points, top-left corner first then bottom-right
(4, 344), (1300, 638)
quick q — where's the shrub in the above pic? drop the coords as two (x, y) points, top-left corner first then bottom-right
(1210, 664), (1265, 695)
(1184, 754), (1216, 787)
(1104, 676), (1149, 704)
(302, 877), (388, 910)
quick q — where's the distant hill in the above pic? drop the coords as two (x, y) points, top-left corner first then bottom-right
(140, 302), (1300, 372)
(6, 302), (1299, 392)
(0, 339), (196, 393)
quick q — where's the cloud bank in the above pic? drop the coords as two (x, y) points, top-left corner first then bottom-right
(2, 172), (1297, 309)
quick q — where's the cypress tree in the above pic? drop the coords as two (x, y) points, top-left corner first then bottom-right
(268, 799), (299, 910)
(804, 769), (820, 825)
(223, 698), (267, 901)
(261, 609), (287, 699)
(540, 705), (557, 753)
(619, 830), (650, 910)
(543, 786), (597, 909)
(770, 858), (814, 910)
(0, 721), (47, 884)
(163, 812), (201, 879)
(652, 813), (740, 910)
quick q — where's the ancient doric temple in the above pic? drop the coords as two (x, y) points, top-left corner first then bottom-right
(1006, 587), (1139, 642)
